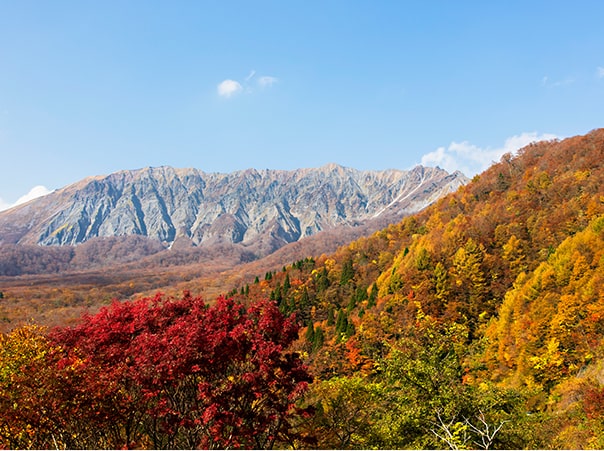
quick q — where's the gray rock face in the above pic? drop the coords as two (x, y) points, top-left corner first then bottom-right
(0, 164), (468, 248)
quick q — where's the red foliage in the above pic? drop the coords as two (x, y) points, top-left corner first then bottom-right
(44, 291), (312, 449)
(584, 386), (604, 421)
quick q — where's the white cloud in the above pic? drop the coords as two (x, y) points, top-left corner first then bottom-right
(597, 67), (604, 78)
(258, 75), (278, 88)
(421, 132), (559, 176)
(16, 185), (52, 205)
(217, 79), (243, 98)
(217, 72), (278, 98)
(0, 185), (52, 212)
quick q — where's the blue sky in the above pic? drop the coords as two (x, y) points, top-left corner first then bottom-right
(1, 1), (603, 209)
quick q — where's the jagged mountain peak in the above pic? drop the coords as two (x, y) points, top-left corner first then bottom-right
(0, 164), (468, 253)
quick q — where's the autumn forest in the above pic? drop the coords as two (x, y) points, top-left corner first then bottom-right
(2, 129), (604, 449)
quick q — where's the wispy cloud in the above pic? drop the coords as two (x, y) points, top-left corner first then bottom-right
(217, 79), (243, 98)
(0, 185), (52, 211)
(597, 67), (604, 79)
(420, 132), (559, 176)
(258, 75), (278, 88)
(245, 70), (256, 82)
(541, 75), (574, 88)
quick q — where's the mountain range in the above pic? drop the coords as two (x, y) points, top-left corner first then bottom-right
(0, 164), (467, 255)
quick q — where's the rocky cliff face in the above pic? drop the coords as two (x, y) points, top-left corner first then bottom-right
(0, 164), (468, 252)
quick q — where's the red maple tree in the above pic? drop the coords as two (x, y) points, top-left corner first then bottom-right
(33, 291), (313, 449)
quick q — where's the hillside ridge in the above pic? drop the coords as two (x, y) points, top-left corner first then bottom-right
(0, 164), (467, 253)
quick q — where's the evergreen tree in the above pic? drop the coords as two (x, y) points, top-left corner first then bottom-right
(345, 321), (355, 339)
(368, 283), (378, 308)
(335, 310), (348, 342)
(283, 273), (291, 293)
(316, 268), (330, 292)
(327, 307), (335, 326)
(312, 327), (325, 352)
(340, 258), (355, 286)
(271, 282), (282, 304)
(305, 320), (315, 344)
(300, 288), (310, 309)
(347, 296), (357, 312)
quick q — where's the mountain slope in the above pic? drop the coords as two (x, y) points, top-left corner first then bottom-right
(220, 128), (604, 447)
(0, 164), (467, 253)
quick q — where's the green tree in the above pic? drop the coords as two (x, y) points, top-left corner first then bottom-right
(367, 283), (378, 308)
(283, 273), (291, 292)
(302, 377), (385, 449)
(305, 320), (315, 344)
(335, 310), (349, 343)
(341, 258), (355, 286)
(374, 307), (535, 449)
(299, 287), (310, 310)
(316, 267), (330, 292)
(312, 327), (325, 353)
(327, 307), (335, 326)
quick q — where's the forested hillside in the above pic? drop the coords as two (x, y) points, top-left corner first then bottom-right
(1, 129), (604, 449)
(233, 128), (604, 448)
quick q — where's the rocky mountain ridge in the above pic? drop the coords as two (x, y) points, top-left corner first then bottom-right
(0, 164), (468, 254)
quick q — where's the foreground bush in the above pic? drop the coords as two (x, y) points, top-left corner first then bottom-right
(0, 292), (312, 449)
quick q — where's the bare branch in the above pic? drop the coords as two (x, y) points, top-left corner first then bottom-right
(463, 410), (509, 450)
(430, 411), (470, 450)
(431, 410), (509, 450)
